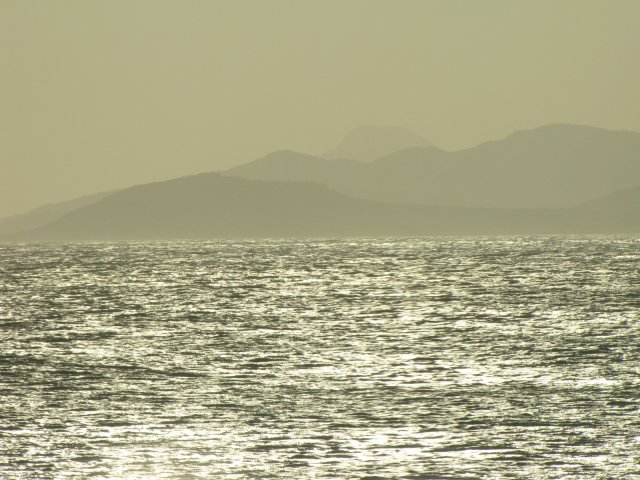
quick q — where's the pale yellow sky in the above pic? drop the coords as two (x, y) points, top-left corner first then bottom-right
(1, 0), (639, 216)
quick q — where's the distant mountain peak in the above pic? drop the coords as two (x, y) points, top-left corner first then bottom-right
(258, 149), (324, 163)
(323, 125), (431, 162)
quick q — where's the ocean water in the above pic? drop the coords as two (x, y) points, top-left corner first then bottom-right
(1, 237), (639, 479)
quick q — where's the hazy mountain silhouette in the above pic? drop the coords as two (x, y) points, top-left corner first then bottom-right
(0, 190), (114, 237)
(568, 185), (640, 233)
(226, 150), (367, 191)
(228, 124), (640, 208)
(323, 125), (431, 161)
(5, 172), (573, 241)
(4, 123), (640, 240)
(6, 170), (640, 241)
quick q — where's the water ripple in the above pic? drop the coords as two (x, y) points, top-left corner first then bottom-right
(1, 237), (639, 478)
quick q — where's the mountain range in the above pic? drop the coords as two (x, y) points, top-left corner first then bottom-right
(230, 124), (640, 209)
(2, 123), (640, 240)
(0, 190), (114, 238)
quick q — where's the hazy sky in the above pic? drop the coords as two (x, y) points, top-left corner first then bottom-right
(2, 0), (639, 216)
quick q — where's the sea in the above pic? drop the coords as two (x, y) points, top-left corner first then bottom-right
(1, 237), (639, 479)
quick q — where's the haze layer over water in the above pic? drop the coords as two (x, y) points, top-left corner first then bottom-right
(1, 238), (638, 478)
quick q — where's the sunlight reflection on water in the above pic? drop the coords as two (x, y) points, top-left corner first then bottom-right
(1, 237), (639, 478)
